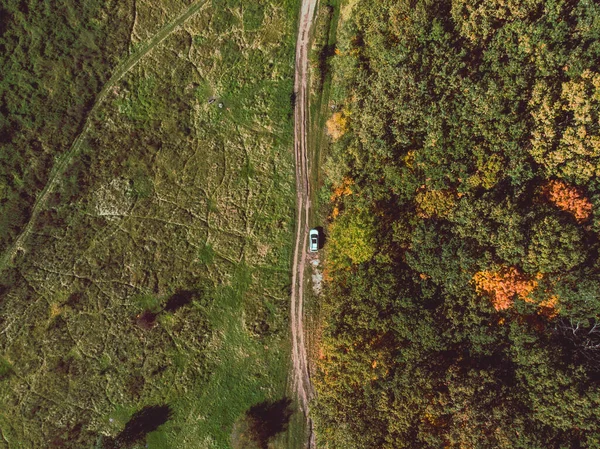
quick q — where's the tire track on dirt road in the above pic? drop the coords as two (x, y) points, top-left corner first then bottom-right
(290, 0), (318, 446)
(0, 0), (209, 270)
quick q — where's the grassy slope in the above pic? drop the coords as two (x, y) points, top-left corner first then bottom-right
(0, 1), (301, 448)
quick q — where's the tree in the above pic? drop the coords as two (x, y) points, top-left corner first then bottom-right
(234, 399), (293, 449)
(326, 111), (348, 141)
(524, 215), (585, 274)
(543, 179), (593, 222)
(529, 71), (600, 183)
(327, 209), (376, 270)
(104, 405), (172, 449)
(473, 267), (537, 311)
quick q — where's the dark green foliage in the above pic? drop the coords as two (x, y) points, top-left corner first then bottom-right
(132, 293), (162, 312)
(115, 76), (162, 124)
(197, 242), (216, 264)
(130, 171), (154, 199)
(524, 216), (585, 274)
(242, 3), (265, 30)
(316, 0), (600, 447)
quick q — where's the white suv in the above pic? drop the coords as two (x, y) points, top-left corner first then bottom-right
(309, 229), (319, 252)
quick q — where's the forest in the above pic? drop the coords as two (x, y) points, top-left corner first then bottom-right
(315, 0), (600, 447)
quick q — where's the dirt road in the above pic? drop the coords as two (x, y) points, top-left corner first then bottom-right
(290, 0), (318, 446)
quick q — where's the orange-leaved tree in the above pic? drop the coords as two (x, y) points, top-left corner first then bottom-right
(330, 177), (354, 202)
(543, 179), (592, 222)
(473, 267), (538, 311)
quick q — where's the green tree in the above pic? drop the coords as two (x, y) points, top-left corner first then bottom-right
(327, 210), (376, 270)
(524, 215), (585, 274)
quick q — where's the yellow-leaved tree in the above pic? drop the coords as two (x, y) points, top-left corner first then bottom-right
(415, 189), (457, 218)
(326, 112), (348, 141)
(529, 71), (600, 182)
(327, 210), (376, 271)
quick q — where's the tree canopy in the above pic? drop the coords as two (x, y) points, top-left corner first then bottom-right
(315, 1), (600, 447)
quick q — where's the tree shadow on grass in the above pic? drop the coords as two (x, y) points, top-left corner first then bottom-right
(135, 310), (157, 330)
(245, 398), (293, 449)
(164, 289), (197, 312)
(104, 405), (172, 449)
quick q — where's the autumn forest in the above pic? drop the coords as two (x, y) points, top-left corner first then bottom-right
(315, 0), (600, 447)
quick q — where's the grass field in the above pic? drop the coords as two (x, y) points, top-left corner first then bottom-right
(0, 1), (304, 447)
